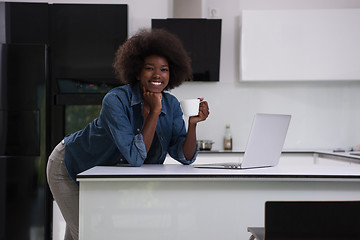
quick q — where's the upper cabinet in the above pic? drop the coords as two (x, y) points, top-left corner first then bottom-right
(0, 2), (48, 44)
(50, 4), (128, 81)
(240, 9), (360, 81)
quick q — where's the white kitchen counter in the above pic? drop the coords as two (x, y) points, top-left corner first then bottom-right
(77, 163), (360, 181)
(77, 160), (360, 240)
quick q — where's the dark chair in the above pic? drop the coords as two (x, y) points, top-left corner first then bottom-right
(248, 200), (360, 240)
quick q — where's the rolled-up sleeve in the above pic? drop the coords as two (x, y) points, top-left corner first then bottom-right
(175, 140), (199, 165)
(134, 133), (147, 161)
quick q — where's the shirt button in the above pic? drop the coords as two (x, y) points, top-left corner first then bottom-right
(137, 128), (140, 132)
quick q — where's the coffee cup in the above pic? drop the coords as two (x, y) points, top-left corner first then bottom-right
(180, 99), (200, 117)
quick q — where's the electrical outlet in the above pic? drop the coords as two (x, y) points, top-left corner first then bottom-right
(208, 7), (219, 18)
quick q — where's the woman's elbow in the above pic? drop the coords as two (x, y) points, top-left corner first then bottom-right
(131, 162), (143, 167)
(128, 156), (145, 167)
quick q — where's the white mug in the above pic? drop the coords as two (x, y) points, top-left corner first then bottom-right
(180, 99), (200, 117)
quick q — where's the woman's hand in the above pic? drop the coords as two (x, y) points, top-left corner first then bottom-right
(183, 98), (209, 160)
(142, 87), (162, 114)
(141, 87), (162, 152)
(189, 97), (210, 125)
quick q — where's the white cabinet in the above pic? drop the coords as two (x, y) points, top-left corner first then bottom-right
(241, 9), (360, 81)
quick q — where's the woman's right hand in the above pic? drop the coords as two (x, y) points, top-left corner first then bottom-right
(142, 87), (162, 114)
(141, 87), (162, 152)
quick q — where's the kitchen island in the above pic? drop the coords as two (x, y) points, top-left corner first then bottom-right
(77, 158), (360, 240)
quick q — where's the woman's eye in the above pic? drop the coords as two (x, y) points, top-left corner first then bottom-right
(145, 67), (154, 71)
(161, 68), (169, 72)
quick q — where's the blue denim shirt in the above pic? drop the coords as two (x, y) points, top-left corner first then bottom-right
(64, 83), (198, 182)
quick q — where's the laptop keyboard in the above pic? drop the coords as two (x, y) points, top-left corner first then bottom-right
(222, 163), (242, 169)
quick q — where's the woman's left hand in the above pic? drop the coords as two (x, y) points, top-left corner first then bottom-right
(189, 97), (209, 124)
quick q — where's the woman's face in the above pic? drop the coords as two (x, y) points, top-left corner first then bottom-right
(138, 55), (170, 93)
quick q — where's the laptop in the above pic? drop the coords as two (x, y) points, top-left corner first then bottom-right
(194, 113), (291, 169)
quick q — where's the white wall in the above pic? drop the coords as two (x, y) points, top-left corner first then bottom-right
(172, 0), (360, 151)
(3, 0), (360, 151)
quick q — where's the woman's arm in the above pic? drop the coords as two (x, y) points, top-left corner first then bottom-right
(182, 99), (210, 160)
(141, 90), (162, 152)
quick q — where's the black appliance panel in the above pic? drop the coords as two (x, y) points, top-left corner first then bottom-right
(50, 4), (128, 80)
(0, 110), (40, 156)
(1, 156), (46, 240)
(152, 18), (222, 82)
(4, 44), (46, 110)
(0, 44), (46, 156)
(3, 2), (48, 44)
(0, 44), (47, 240)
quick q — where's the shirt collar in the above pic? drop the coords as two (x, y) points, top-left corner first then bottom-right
(130, 83), (167, 115)
(130, 83), (143, 107)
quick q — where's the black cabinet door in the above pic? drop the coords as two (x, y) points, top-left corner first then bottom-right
(0, 44), (47, 240)
(0, 156), (46, 240)
(1, 44), (47, 156)
(2, 2), (48, 44)
(50, 4), (128, 80)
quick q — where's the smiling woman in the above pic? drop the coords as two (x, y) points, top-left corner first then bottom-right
(46, 28), (210, 240)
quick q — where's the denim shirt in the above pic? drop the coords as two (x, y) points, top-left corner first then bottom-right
(64, 83), (198, 182)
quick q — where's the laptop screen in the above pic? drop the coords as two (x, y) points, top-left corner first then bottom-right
(241, 113), (291, 169)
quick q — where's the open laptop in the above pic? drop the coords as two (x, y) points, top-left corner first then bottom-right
(195, 113), (291, 169)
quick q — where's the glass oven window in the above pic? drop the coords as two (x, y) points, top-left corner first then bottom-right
(65, 105), (101, 135)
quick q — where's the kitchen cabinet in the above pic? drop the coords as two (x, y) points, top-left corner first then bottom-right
(0, 3), (128, 239)
(241, 9), (360, 81)
(0, 42), (48, 240)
